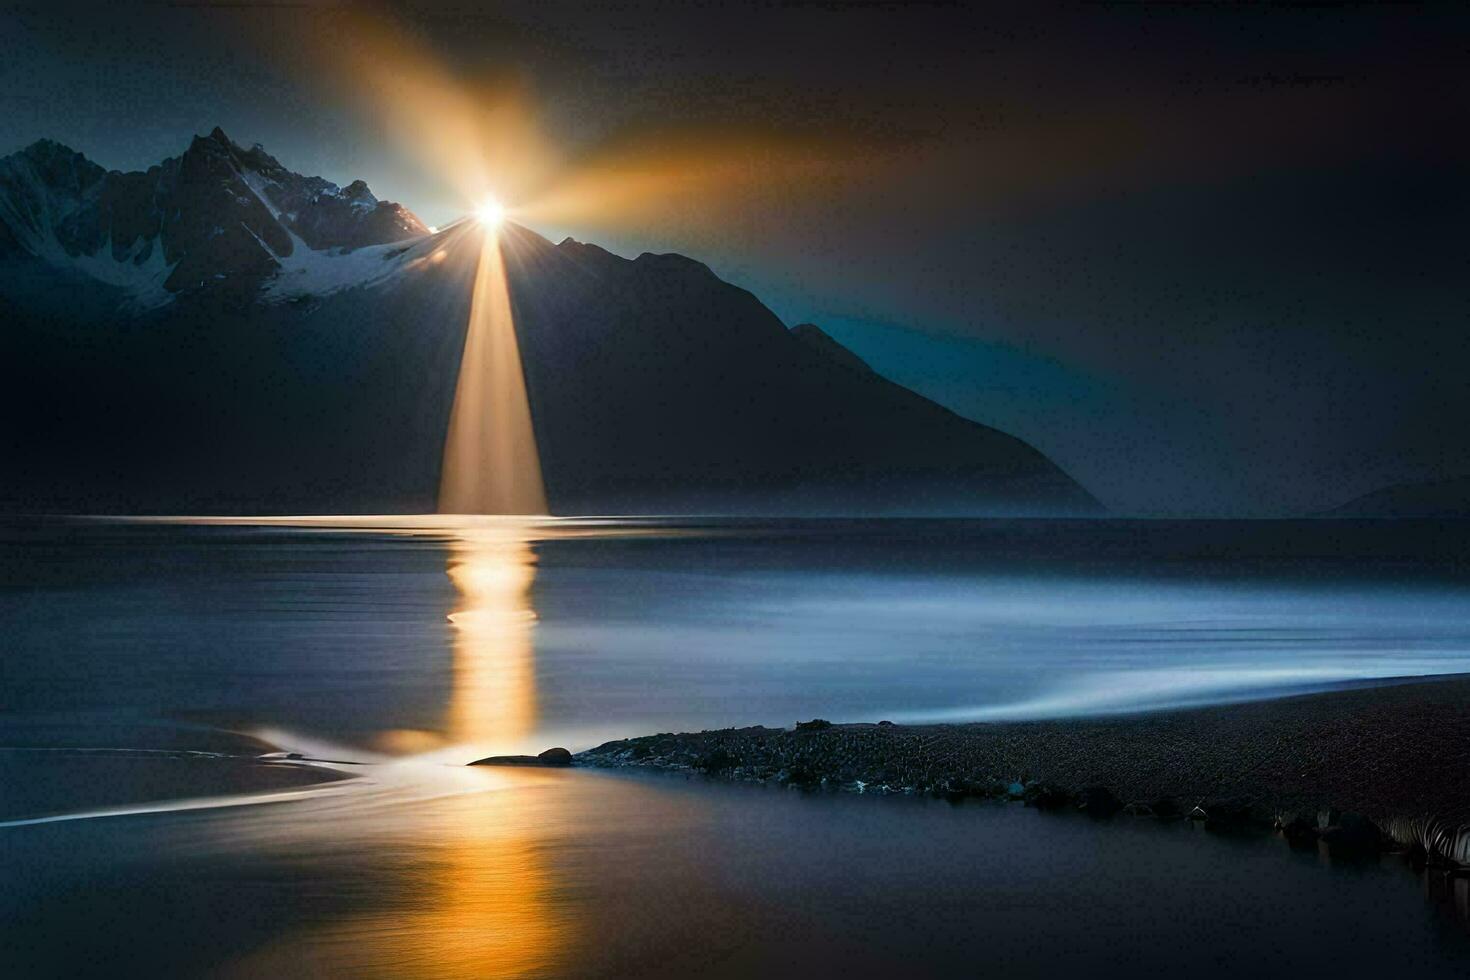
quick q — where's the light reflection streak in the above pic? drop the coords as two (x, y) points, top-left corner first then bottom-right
(444, 525), (540, 753)
(217, 767), (574, 980)
(222, 524), (563, 978)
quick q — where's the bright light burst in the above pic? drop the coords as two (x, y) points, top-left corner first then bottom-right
(476, 197), (506, 228)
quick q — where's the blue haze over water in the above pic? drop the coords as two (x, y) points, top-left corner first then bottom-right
(6, 517), (1470, 753)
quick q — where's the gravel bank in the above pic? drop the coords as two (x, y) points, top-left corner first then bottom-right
(577, 676), (1470, 862)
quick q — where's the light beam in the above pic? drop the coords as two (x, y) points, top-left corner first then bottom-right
(439, 232), (549, 515)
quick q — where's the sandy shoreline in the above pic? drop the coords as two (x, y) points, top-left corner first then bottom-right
(576, 675), (1470, 862)
(0, 720), (351, 824)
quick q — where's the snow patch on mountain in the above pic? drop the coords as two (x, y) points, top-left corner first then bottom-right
(260, 230), (439, 303)
(0, 129), (433, 312)
(54, 236), (176, 311)
(239, 169), (283, 221)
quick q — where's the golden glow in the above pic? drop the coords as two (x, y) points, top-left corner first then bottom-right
(266, 6), (886, 245)
(475, 198), (507, 229)
(266, 9), (885, 518)
(222, 522), (564, 978)
(514, 126), (879, 239)
(444, 526), (539, 750)
(405, 776), (568, 978)
(270, 8), (557, 218)
(223, 769), (572, 979)
(439, 235), (549, 516)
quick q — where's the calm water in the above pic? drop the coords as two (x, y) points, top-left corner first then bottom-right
(3, 516), (1470, 976)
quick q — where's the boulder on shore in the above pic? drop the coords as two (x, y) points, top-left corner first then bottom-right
(469, 747), (574, 767)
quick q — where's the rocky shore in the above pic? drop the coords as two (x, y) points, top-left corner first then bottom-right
(573, 676), (1470, 865)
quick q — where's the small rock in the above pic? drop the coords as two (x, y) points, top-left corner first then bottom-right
(778, 762), (819, 786)
(1201, 800), (1257, 831)
(1320, 811), (1382, 854)
(1276, 810), (1318, 843)
(1076, 786), (1122, 817)
(955, 777), (1002, 798)
(697, 748), (735, 773)
(1149, 798), (1182, 819)
(1023, 782), (1071, 810)
(469, 746), (574, 767)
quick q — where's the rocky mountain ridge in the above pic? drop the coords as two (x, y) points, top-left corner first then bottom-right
(0, 127), (426, 306)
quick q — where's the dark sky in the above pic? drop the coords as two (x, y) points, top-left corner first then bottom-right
(3, 1), (1467, 514)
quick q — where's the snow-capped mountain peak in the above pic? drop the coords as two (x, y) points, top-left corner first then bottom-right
(0, 128), (431, 310)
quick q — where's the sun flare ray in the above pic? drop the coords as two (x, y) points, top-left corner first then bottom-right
(439, 232), (549, 516)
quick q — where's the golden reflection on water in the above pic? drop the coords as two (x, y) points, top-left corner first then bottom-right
(368, 526), (562, 978)
(445, 527), (540, 751)
(223, 769), (574, 980)
(326, 770), (572, 980)
(419, 777), (568, 979)
(228, 525), (569, 979)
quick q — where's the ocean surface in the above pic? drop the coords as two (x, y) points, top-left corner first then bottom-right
(3, 516), (1470, 976)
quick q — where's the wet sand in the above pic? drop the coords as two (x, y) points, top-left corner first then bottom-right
(577, 675), (1470, 857)
(0, 719), (349, 824)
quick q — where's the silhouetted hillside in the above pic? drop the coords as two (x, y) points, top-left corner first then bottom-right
(1323, 477), (1470, 518)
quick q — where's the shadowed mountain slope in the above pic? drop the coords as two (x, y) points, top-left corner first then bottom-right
(790, 322), (874, 375)
(502, 227), (1097, 514)
(1323, 476), (1470, 518)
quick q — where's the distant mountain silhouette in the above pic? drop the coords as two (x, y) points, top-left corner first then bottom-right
(790, 323), (874, 375)
(0, 130), (1099, 516)
(1322, 476), (1470, 518)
